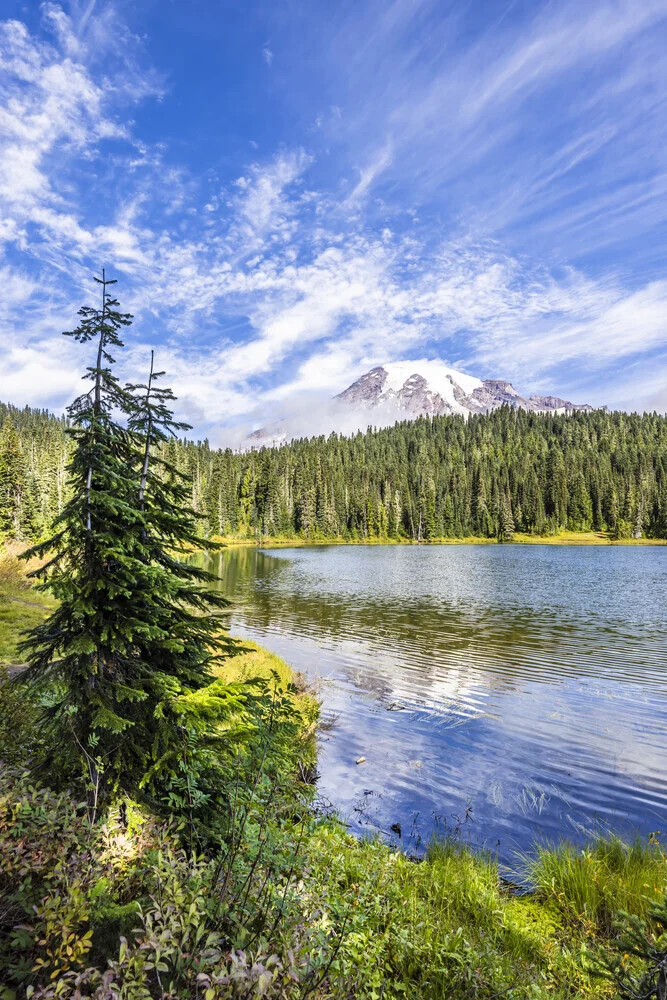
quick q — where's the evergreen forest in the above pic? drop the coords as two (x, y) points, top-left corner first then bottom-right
(3, 399), (667, 543)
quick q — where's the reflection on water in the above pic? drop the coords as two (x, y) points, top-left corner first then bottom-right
(197, 544), (667, 862)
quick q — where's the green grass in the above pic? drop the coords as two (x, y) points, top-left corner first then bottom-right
(512, 530), (667, 546)
(0, 547), (54, 665)
(295, 828), (667, 997)
(302, 825), (617, 998)
(521, 835), (667, 933)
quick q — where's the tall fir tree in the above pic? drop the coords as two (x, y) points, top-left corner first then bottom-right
(499, 491), (515, 541)
(19, 275), (236, 800)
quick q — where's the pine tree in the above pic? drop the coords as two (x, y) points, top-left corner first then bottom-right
(499, 491), (515, 541)
(18, 276), (236, 800)
(19, 272), (144, 790)
(595, 895), (667, 999)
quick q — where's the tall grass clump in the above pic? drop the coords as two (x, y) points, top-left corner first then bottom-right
(300, 826), (606, 999)
(522, 834), (667, 932)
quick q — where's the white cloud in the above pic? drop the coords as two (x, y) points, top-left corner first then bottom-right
(460, 0), (667, 123)
(0, 344), (83, 408)
(0, 19), (121, 211)
(232, 149), (314, 244)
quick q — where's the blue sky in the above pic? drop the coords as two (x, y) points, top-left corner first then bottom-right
(1, 0), (667, 441)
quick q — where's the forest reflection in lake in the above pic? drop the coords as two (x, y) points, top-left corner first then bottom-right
(197, 544), (667, 862)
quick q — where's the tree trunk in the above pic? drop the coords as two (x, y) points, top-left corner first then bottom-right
(87, 269), (107, 532)
(138, 351), (155, 506)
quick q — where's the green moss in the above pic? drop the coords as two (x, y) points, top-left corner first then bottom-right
(214, 638), (304, 690)
(213, 639), (319, 777)
(504, 894), (564, 940)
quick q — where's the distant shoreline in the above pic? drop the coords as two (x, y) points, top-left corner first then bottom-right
(213, 531), (667, 549)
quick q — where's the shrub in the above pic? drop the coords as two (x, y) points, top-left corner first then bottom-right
(0, 769), (162, 989)
(594, 894), (667, 998)
(0, 667), (41, 767)
(0, 767), (340, 1000)
(0, 548), (31, 591)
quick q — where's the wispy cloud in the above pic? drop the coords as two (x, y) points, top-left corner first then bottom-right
(0, 17), (123, 210)
(300, 0), (667, 259)
(346, 140), (393, 204)
(232, 149), (313, 245)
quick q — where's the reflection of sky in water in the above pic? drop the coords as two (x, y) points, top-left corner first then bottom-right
(200, 544), (667, 865)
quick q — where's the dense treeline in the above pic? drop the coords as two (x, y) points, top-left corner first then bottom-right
(3, 401), (667, 542)
(0, 402), (70, 540)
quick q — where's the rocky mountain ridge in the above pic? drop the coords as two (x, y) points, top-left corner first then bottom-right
(336, 361), (593, 418)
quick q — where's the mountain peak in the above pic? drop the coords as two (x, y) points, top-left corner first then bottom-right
(336, 359), (484, 417)
(336, 361), (593, 420)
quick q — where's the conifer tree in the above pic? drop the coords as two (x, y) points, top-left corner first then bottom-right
(125, 349), (237, 685)
(596, 895), (667, 999)
(19, 273), (144, 788)
(499, 492), (515, 541)
(19, 275), (236, 800)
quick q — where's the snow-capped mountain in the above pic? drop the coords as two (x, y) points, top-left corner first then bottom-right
(336, 360), (593, 418)
(245, 360), (594, 448)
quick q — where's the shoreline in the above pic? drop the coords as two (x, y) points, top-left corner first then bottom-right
(213, 530), (667, 548)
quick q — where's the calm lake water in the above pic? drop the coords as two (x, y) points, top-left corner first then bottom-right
(200, 544), (667, 864)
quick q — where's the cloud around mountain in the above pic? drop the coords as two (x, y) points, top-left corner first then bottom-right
(242, 360), (594, 450)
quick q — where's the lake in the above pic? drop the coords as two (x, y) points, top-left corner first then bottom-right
(200, 543), (667, 865)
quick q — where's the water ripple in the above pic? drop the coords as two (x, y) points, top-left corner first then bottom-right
(198, 544), (667, 862)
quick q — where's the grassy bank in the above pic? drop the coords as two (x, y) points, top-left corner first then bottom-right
(2, 727), (666, 997)
(211, 530), (667, 548)
(212, 639), (320, 783)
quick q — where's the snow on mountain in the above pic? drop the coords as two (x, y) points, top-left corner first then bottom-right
(245, 360), (594, 448)
(382, 361), (482, 397)
(336, 360), (483, 417)
(382, 360), (482, 401)
(336, 361), (593, 419)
